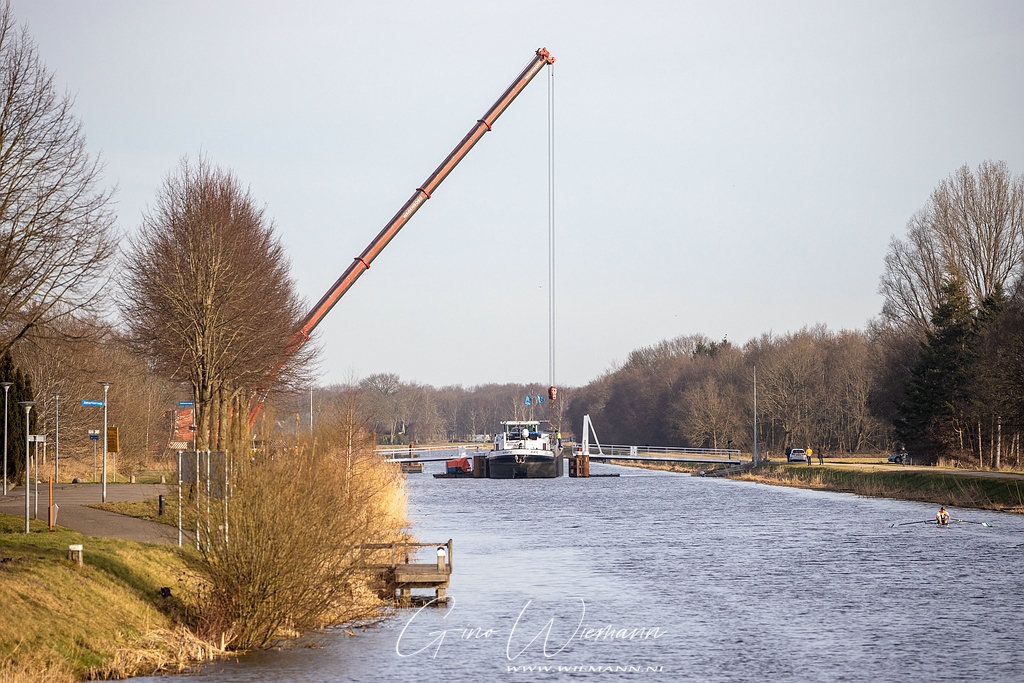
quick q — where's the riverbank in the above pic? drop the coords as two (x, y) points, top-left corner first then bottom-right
(0, 514), (218, 683)
(610, 460), (1024, 512)
(732, 463), (1024, 512)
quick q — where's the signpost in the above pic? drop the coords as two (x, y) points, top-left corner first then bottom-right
(28, 435), (45, 519)
(88, 429), (100, 482)
(107, 427), (119, 483)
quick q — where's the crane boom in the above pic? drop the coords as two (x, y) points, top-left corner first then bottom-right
(250, 48), (555, 426)
(296, 47), (556, 342)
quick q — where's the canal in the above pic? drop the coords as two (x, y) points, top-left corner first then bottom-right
(136, 462), (1024, 682)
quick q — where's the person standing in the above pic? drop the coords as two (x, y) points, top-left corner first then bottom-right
(818, 449), (824, 465)
(806, 447), (812, 466)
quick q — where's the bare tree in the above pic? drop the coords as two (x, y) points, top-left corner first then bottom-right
(670, 375), (741, 449)
(0, 3), (116, 351)
(120, 157), (312, 450)
(880, 160), (1024, 333)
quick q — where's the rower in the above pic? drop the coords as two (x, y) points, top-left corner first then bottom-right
(936, 507), (950, 526)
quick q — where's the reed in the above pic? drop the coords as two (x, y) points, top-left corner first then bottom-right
(191, 439), (408, 650)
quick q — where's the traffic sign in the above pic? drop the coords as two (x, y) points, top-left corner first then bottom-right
(177, 401), (195, 407)
(81, 400), (104, 407)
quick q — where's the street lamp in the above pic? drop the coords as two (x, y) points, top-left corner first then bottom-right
(2, 381), (11, 496)
(99, 381), (110, 503)
(52, 392), (61, 484)
(19, 401), (33, 534)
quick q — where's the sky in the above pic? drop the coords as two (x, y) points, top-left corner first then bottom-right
(12, 1), (1024, 389)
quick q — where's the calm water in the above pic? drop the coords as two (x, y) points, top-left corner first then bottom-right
(136, 462), (1024, 682)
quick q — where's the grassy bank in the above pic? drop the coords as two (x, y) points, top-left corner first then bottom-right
(89, 498), (184, 528)
(731, 464), (1024, 512)
(0, 515), (215, 683)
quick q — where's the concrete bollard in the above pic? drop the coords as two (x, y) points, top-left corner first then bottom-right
(67, 544), (83, 566)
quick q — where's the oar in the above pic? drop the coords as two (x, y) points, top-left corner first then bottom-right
(953, 519), (992, 527)
(889, 520), (936, 528)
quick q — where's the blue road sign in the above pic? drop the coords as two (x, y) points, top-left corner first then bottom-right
(89, 434), (99, 440)
(81, 400), (105, 407)
(177, 401), (195, 407)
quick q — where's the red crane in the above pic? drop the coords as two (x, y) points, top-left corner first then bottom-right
(251, 47), (556, 424)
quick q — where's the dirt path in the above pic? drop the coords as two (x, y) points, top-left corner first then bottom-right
(0, 483), (178, 544)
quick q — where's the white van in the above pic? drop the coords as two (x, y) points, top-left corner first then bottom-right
(787, 448), (807, 463)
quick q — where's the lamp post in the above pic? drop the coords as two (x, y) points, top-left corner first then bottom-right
(19, 401), (33, 533)
(2, 381), (11, 496)
(52, 392), (61, 484)
(99, 381), (110, 502)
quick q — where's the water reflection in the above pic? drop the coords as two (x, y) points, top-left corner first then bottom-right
(136, 462), (1024, 682)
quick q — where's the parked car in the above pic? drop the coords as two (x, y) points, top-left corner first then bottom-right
(888, 452), (909, 464)
(787, 448), (807, 463)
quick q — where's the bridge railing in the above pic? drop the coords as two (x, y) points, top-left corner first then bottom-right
(584, 444), (742, 459)
(357, 540), (453, 571)
(376, 444), (490, 462)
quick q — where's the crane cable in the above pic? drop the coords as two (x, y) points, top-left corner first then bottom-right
(547, 64), (556, 392)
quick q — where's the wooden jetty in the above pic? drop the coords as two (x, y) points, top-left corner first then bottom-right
(360, 540), (453, 605)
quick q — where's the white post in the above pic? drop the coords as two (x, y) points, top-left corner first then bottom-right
(585, 413), (593, 456)
(195, 451), (200, 551)
(223, 452), (229, 550)
(205, 450), (211, 552)
(33, 440), (38, 519)
(20, 401), (33, 533)
(2, 382), (11, 496)
(99, 382), (110, 502)
(177, 450), (182, 547)
(753, 366), (759, 465)
(53, 393), (60, 484)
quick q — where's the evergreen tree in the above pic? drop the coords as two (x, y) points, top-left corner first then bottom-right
(971, 288), (1012, 449)
(894, 278), (975, 462)
(0, 351), (36, 484)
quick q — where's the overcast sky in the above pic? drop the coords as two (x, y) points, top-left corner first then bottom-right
(13, 1), (1024, 388)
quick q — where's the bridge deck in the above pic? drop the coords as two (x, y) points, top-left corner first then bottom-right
(588, 454), (747, 465)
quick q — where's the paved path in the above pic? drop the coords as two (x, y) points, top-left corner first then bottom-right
(819, 461), (1024, 481)
(0, 483), (180, 544)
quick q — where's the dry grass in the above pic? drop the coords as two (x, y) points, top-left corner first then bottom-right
(192, 439), (408, 650)
(0, 515), (216, 681)
(733, 464), (1024, 512)
(89, 496), (190, 529)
